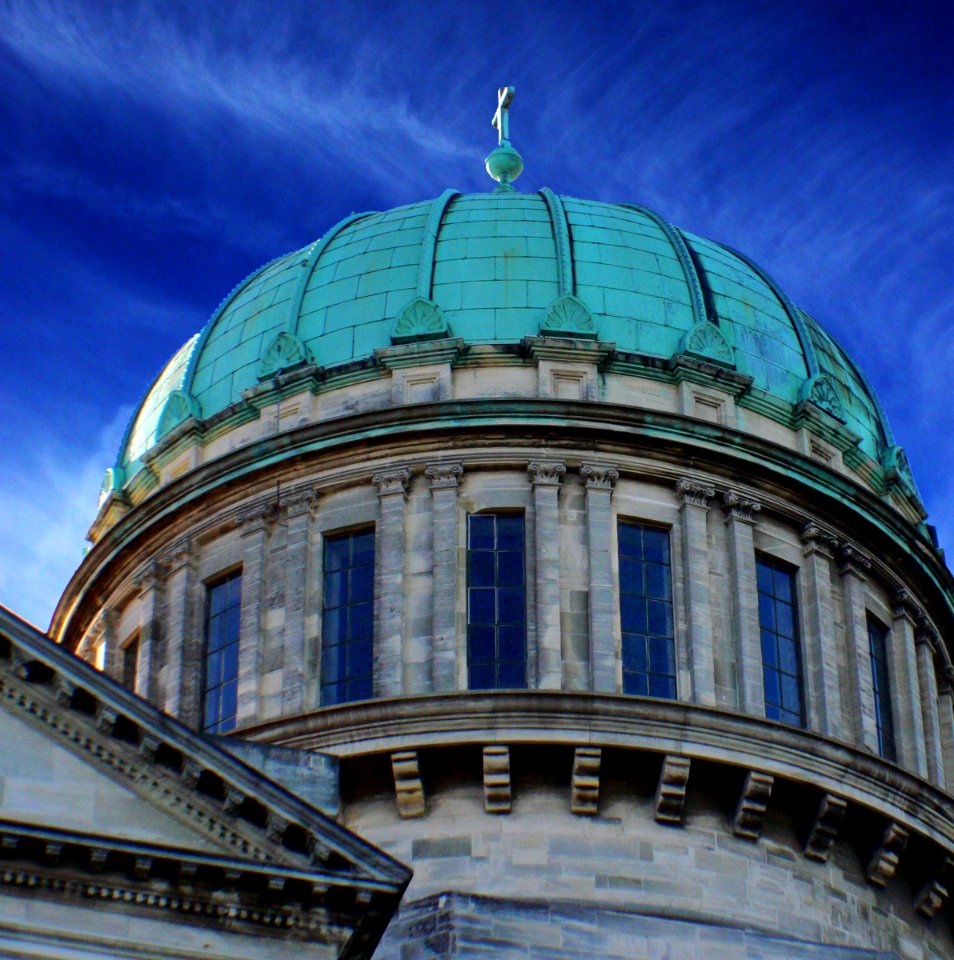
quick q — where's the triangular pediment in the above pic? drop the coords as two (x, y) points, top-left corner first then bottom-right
(0, 605), (410, 958)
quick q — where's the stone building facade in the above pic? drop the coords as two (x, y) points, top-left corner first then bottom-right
(44, 155), (954, 957)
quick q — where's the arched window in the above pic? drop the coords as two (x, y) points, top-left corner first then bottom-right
(618, 522), (675, 699)
(467, 513), (526, 690)
(756, 556), (804, 726)
(320, 528), (374, 705)
(202, 570), (242, 733)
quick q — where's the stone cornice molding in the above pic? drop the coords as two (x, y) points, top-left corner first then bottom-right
(372, 466), (412, 498)
(674, 476), (715, 509)
(580, 462), (619, 490)
(527, 460), (567, 487)
(424, 461), (464, 489)
(800, 522), (838, 558)
(838, 543), (872, 579)
(722, 489), (762, 524)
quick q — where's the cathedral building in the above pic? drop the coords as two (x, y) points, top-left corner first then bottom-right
(3, 88), (954, 958)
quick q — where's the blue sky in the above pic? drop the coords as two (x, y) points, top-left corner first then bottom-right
(1, 0), (952, 628)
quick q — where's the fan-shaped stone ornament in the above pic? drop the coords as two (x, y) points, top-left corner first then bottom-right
(540, 295), (597, 339)
(800, 374), (846, 422)
(157, 389), (201, 439)
(258, 332), (312, 380)
(679, 322), (734, 366)
(882, 445), (919, 494)
(391, 298), (449, 344)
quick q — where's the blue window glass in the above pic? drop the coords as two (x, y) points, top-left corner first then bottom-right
(618, 522), (675, 699)
(467, 514), (526, 689)
(202, 570), (242, 733)
(756, 557), (804, 726)
(321, 529), (375, 705)
(868, 616), (897, 761)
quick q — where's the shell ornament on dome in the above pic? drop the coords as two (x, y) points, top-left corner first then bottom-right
(391, 297), (450, 344)
(679, 321), (735, 366)
(157, 389), (200, 439)
(258, 332), (313, 380)
(800, 373), (846, 422)
(540, 295), (597, 339)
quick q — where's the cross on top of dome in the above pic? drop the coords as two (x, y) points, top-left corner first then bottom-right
(485, 85), (524, 191)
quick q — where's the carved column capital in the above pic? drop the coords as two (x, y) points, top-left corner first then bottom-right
(837, 543), (871, 578)
(163, 537), (195, 572)
(893, 588), (923, 626)
(372, 466), (412, 498)
(674, 476), (715, 509)
(528, 461), (566, 486)
(283, 486), (318, 519)
(236, 501), (278, 534)
(800, 522), (837, 558)
(425, 461), (463, 489)
(916, 621), (939, 650)
(133, 559), (167, 593)
(580, 462), (619, 490)
(722, 489), (762, 524)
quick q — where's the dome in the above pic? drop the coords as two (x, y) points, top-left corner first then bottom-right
(111, 190), (901, 492)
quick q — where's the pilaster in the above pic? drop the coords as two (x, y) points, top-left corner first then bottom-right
(799, 523), (843, 739)
(916, 624), (945, 788)
(161, 537), (198, 724)
(580, 462), (619, 693)
(373, 466), (411, 698)
(281, 488), (317, 715)
(528, 461), (566, 689)
(838, 545), (879, 753)
(722, 489), (763, 716)
(425, 461), (463, 693)
(132, 559), (167, 701)
(674, 477), (716, 706)
(892, 590), (928, 778)
(938, 675), (954, 794)
(236, 503), (275, 726)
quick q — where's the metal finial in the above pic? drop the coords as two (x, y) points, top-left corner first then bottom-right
(485, 85), (523, 192)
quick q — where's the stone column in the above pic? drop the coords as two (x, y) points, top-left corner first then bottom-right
(892, 590), (928, 778)
(373, 467), (411, 699)
(161, 538), (198, 724)
(674, 477), (716, 706)
(281, 488), (317, 716)
(937, 675), (954, 794)
(581, 463), (619, 693)
(799, 523), (843, 739)
(722, 490), (763, 716)
(132, 559), (166, 701)
(916, 624), (945, 787)
(425, 462), (463, 693)
(236, 503), (275, 726)
(99, 608), (121, 680)
(528, 461), (566, 690)
(838, 545), (879, 753)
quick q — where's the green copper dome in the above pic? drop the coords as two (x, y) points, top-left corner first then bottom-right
(113, 190), (900, 488)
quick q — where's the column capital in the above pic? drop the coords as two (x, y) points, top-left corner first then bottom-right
(580, 462), (619, 490)
(916, 621), (939, 650)
(893, 588), (924, 626)
(722, 489), (762, 524)
(800, 522), (837, 558)
(163, 537), (196, 572)
(425, 461), (464, 489)
(528, 460), (566, 486)
(674, 476), (715, 509)
(373, 466), (412, 498)
(132, 559), (167, 592)
(236, 500), (278, 534)
(283, 486), (318, 519)
(837, 542), (871, 578)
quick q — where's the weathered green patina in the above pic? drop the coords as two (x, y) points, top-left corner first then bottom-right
(116, 191), (895, 488)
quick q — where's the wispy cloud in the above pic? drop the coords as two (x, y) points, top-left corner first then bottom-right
(0, 405), (131, 629)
